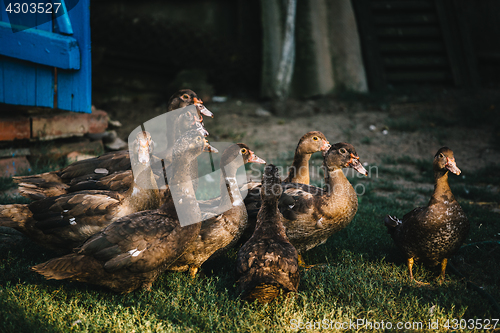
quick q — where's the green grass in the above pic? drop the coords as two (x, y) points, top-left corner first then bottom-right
(1, 153), (499, 332)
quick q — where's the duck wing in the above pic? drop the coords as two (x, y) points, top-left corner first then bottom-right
(279, 183), (325, 221)
(78, 209), (200, 273)
(28, 190), (123, 244)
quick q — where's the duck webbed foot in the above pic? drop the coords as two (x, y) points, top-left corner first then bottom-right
(188, 266), (199, 278)
(438, 258), (447, 285)
(407, 257), (430, 286)
(298, 254), (328, 270)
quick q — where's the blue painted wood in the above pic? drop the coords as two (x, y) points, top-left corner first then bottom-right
(53, 0), (73, 35)
(57, 0), (91, 113)
(35, 7), (54, 108)
(0, 22), (80, 70)
(0, 3), (4, 103)
(0, 0), (10, 23)
(0, 0), (90, 113)
(1, 3), (37, 107)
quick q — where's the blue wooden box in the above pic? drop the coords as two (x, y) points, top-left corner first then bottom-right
(0, 0), (91, 113)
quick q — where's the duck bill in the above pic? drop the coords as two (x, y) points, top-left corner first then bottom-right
(248, 151), (266, 164)
(446, 158), (461, 175)
(321, 140), (331, 152)
(193, 97), (214, 118)
(203, 140), (218, 153)
(349, 154), (368, 176)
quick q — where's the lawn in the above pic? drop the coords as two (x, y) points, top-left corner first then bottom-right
(0, 149), (499, 332)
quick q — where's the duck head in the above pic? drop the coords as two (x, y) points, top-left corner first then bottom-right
(434, 147), (461, 176)
(219, 143), (266, 173)
(134, 131), (154, 165)
(297, 131), (331, 155)
(324, 143), (368, 176)
(167, 89), (214, 121)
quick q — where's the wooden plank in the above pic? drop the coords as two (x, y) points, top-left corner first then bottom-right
(351, 0), (387, 90)
(374, 14), (438, 25)
(435, 0), (462, 86)
(32, 109), (107, 140)
(1, 56), (37, 107)
(1, 2), (37, 106)
(386, 70), (450, 82)
(379, 41), (445, 53)
(384, 56), (448, 67)
(0, 21), (80, 70)
(35, 7), (55, 108)
(57, 0), (91, 113)
(371, 1), (434, 11)
(377, 26), (440, 38)
(53, 0), (74, 35)
(451, 0), (480, 87)
(435, 0), (479, 87)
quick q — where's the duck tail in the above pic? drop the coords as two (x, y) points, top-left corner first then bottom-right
(384, 215), (401, 228)
(0, 204), (32, 230)
(31, 254), (94, 280)
(13, 172), (68, 200)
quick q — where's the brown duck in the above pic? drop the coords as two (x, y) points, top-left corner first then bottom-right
(283, 131), (330, 184)
(167, 143), (265, 277)
(31, 129), (216, 293)
(384, 147), (469, 284)
(242, 131), (330, 242)
(13, 89), (211, 199)
(245, 143), (367, 267)
(0, 131), (161, 252)
(237, 164), (299, 303)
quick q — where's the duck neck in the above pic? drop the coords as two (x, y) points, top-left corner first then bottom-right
(166, 155), (201, 224)
(255, 198), (287, 237)
(324, 168), (353, 197)
(125, 162), (160, 210)
(219, 160), (244, 208)
(287, 150), (311, 184)
(429, 170), (455, 205)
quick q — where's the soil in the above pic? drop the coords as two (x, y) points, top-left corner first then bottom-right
(94, 88), (500, 174)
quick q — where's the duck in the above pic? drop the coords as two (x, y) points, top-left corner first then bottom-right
(241, 131), (330, 241)
(283, 131), (330, 184)
(13, 89), (211, 200)
(167, 143), (266, 277)
(0, 131), (162, 252)
(236, 164), (299, 303)
(243, 131), (330, 194)
(31, 129), (216, 293)
(244, 143), (367, 267)
(384, 147), (469, 284)
(281, 143), (367, 260)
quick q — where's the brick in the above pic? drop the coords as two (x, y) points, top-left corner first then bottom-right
(0, 117), (31, 141)
(31, 108), (108, 140)
(0, 156), (31, 177)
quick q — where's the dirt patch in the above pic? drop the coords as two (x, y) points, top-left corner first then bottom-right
(95, 89), (500, 174)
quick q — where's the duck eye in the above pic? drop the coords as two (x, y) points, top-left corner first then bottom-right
(240, 148), (247, 155)
(312, 136), (318, 141)
(339, 148), (347, 154)
(182, 94), (190, 100)
(439, 153), (444, 158)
